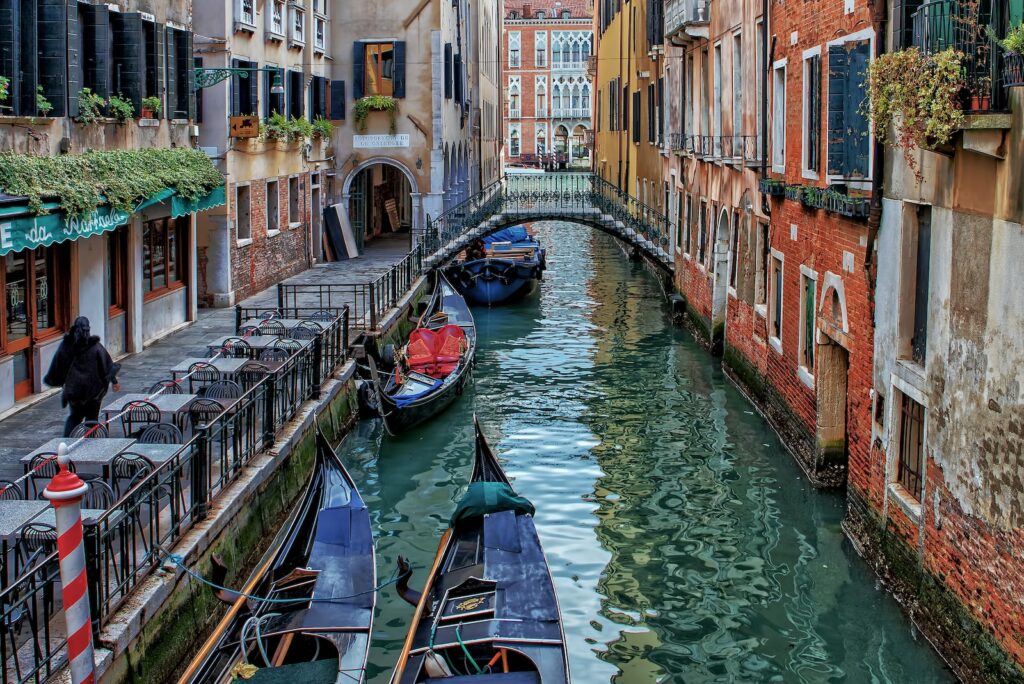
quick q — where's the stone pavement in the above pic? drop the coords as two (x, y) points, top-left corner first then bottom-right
(0, 237), (410, 480)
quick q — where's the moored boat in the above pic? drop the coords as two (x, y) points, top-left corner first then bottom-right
(390, 418), (570, 683)
(445, 226), (546, 306)
(368, 272), (477, 435)
(178, 428), (375, 684)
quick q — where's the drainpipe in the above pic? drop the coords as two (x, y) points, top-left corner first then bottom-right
(761, 35), (775, 218)
(863, 0), (888, 312)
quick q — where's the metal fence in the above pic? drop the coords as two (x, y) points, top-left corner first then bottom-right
(0, 311), (349, 683)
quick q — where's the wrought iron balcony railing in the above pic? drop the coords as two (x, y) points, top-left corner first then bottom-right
(670, 133), (763, 164)
(552, 107), (592, 119)
(552, 60), (589, 71)
(665, 0), (709, 39)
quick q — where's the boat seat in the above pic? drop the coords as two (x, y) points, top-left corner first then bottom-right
(404, 325), (467, 377)
(424, 673), (541, 683)
(232, 657), (339, 683)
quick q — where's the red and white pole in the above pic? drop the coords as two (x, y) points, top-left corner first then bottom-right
(43, 443), (95, 684)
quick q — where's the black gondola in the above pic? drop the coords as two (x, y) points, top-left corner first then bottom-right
(179, 428), (375, 684)
(390, 418), (570, 683)
(368, 272), (477, 435)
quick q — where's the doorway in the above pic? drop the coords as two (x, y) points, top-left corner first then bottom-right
(710, 209), (731, 351)
(346, 163), (412, 246)
(311, 173), (323, 263)
(816, 339), (850, 478)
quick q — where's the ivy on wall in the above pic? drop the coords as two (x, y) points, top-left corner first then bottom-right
(0, 147), (224, 218)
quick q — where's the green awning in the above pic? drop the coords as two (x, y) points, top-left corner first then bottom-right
(0, 184), (226, 257)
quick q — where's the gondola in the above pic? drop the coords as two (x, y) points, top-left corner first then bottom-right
(367, 272), (477, 435)
(179, 428), (375, 684)
(390, 418), (570, 683)
(445, 225), (546, 306)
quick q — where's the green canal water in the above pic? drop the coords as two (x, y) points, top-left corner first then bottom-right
(340, 222), (953, 683)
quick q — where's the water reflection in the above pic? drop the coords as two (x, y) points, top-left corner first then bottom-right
(337, 223), (951, 683)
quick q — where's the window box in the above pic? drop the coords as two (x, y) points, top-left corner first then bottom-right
(784, 184), (803, 202)
(821, 189), (870, 219)
(799, 185), (823, 209)
(758, 177), (785, 197)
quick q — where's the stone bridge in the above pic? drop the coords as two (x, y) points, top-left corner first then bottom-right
(417, 172), (674, 274)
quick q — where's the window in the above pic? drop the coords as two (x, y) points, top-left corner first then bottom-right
(755, 221), (769, 306)
(896, 392), (925, 501)
(803, 52), (822, 175)
(288, 70), (304, 119)
(238, 0), (256, 27)
(313, 0), (326, 14)
(631, 90), (641, 144)
(700, 49), (710, 136)
(827, 40), (871, 178)
(264, 66), (285, 118)
(800, 272), (817, 370)
(729, 212), (740, 289)
(732, 33), (742, 139)
(509, 77), (521, 116)
(537, 10), (545, 18)
(290, 6), (305, 45)
(770, 254), (783, 341)
(314, 17), (326, 51)
(232, 59), (259, 116)
(536, 77), (547, 116)
(698, 201), (708, 263)
(684, 195), (693, 254)
(288, 176), (300, 225)
(362, 43), (395, 96)
(269, 0), (285, 36)
(310, 76), (327, 119)
(772, 61), (787, 171)
(536, 32), (547, 67)
(755, 22), (764, 153)
(166, 28), (194, 120)
(562, 10), (571, 19)
(235, 185), (252, 241)
(608, 80), (619, 130)
(510, 125), (521, 156)
(536, 124), (547, 154)
(142, 21), (163, 115)
(267, 179), (280, 233)
(509, 32), (521, 68)
(902, 204), (931, 365)
(713, 43), (723, 143)
(647, 83), (656, 143)
(676, 192), (685, 250)
(107, 228), (127, 312)
(143, 217), (185, 295)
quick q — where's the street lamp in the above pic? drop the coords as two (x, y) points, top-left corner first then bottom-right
(194, 66), (286, 92)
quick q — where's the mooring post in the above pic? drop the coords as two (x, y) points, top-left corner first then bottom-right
(43, 443), (95, 684)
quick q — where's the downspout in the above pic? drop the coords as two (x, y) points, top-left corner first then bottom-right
(863, 0), (888, 313)
(761, 34), (775, 218)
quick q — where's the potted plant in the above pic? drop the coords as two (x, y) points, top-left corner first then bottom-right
(36, 85), (53, 116)
(993, 23), (1024, 87)
(784, 184), (803, 202)
(108, 94), (134, 124)
(76, 88), (106, 126)
(353, 95), (398, 133)
(0, 76), (9, 106)
(800, 186), (822, 209)
(289, 116), (314, 141)
(312, 116), (333, 141)
(758, 177), (785, 197)
(141, 96), (162, 118)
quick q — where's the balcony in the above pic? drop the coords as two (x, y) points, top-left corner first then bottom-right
(911, 0), (1010, 112)
(664, 0), (709, 42)
(671, 134), (763, 164)
(552, 108), (592, 119)
(509, 108), (521, 119)
(552, 60), (588, 72)
(584, 130), (595, 148)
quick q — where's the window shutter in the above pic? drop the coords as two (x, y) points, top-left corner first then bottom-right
(154, 23), (165, 117)
(846, 42), (870, 178)
(194, 55), (203, 123)
(113, 11), (144, 112)
(17, 0), (37, 116)
(316, 74), (326, 117)
(262, 65), (270, 119)
(453, 53), (463, 102)
(352, 41), (365, 99)
(329, 79), (345, 120)
(0, 1), (20, 110)
(184, 30), (195, 121)
(231, 58), (242, 116)
(808, 55), (820, 172)
(164, 25), (176, 119)
(65, 0), (80, 117)
(393, 40), (406, 98)
(249, 60), (260, 116)
(444, 43), (452, 99)
(82, 3), (110, 99)
(826, 45), (848, 177)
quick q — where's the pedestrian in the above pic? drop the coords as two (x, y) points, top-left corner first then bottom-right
(44, 317), (121, 437)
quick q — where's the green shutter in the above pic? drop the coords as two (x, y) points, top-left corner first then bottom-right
(826, 45), (848, 177)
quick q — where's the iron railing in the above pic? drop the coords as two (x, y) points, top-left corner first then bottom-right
(0, 551), (62, 684)
(670, 134), (763, 163)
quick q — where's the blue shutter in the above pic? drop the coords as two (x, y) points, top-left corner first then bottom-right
(826, 45), (848, 177)
(393, 40), (406, 98)
(230, 58), (242, 116)
(329, 79), (345, 120)
(316, 74), (326, 117)
(453, 53), (463, 102)
(164, 25), (176, 119)
(444, 43), (452, 99)
(846, 41), (871, 178)
(352, 42), (365, 99)
(184, 30), (195, 121)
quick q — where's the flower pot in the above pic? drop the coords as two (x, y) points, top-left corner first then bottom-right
(141, 106), (156, 119)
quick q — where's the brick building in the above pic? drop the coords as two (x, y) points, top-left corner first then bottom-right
(503, 0), (594, 169)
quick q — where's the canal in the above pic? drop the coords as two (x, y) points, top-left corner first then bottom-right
(339, 222), (952, 682)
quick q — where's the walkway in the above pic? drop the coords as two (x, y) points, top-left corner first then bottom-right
(0, 237), (410, 480)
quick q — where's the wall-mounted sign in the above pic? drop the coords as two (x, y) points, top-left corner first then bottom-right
(230, 115), (260, 138)
(353, 134), (410, 149)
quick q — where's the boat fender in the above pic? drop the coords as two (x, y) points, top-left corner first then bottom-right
(209, 554), (242, 605)
(395, 555), (422, 607)
(498, 262), (517, 286)
(380, 343), (397, 370)
(357, 381), (380, 419)
(423, 650), (454, 677)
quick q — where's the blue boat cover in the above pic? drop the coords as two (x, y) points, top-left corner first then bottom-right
(483, 226), (533, 246)
(451, 482), (535, 525)
(393, 377), (444, 407)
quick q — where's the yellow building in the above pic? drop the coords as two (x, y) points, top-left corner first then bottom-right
(593, 0), (664, 209)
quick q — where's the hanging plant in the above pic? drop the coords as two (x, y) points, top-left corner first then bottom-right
(0, 76), (10, 104)
(353, 95), (398, 133)
(108, 95), (134, 124)
(35, 85), (53, 117)
(76, 88), (107, 126)
(866, 48), (966, 178)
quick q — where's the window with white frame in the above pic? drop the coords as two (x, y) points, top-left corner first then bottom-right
(236, 184), (252, 240)
(268, 0), (285, 37)
(894, 390), (925, 502)
(769, 252), (784, 343)
(826, 38), (872, 179)
(799, 269), (817, 372)
(508, 76), (521, 117)
(755, 22), (763, 154)
(755, 220), (769, 306)
(509, 32), (521, 68)
(713, 43), (722, 144)
(290, 6), (305, 45)
(535, 123), (547, 154)
(536, 76), (547, 116)
(803, 49), (822, 176)
(732, 33), (742, 140)
(313, 0), (326, 14)
(314, 17), (326, 51)
(772, 61), (787, 171)
(238, 0), (255, 28)
(288, 176), (300, 225)
(684, 194), (692, 254)
(535, 32), (547, 67)
(267, 178), (280, 234)
(509, 124), (521, 156)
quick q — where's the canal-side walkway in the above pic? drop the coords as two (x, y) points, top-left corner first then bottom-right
(0, 237), (410, 481)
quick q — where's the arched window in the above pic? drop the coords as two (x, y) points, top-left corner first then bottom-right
(510, 127), (521, 156)
(509, 83), (520, 113)
(536, 125), (547, 154)
(536, 83), (547, 115)
(582, 83), (591, 113)
(561, 43), (571, 64)
(571, 85), (580, 109)
(572, 42), (581, 65)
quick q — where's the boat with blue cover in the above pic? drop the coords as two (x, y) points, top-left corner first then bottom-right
(367, 272), (477, 435)
(390, 418), (570, 683)
(445, 226), (546, 306)
(179, 427), (375, 684)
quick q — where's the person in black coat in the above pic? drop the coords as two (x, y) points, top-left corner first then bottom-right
(44, 317), (121, 437)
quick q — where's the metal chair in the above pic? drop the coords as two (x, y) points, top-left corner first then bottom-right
(309, 310), (336, 322)
(82, 479), (115, 510)
(138, 422), (183, 444)
(69, 420), (109, 439)
(15, 523), (57, 575)
(289, 323), (320, 341)
(204, 380), (242, 400)
(238, 325), (260, 337)
(258, 320), (287, 336)
(0, 479), (24, 500)
(188, 362), (221, 394)
(259, 347), (290, 363)
(27, 453), (72, 498)
(111, 452), (155, 498)
(259, 310), (281, 320)
(120, 400), (161, 438)
(272, 337), (302, 352)
(149, 378), (184, 395)
(238, 362), (272, 390)
(188, 398), (224, 430)
(219, 336), (252, 358)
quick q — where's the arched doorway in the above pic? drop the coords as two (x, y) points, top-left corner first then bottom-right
(554, 125), (569, 168)
(343, 158), (418, 251)
(710, 208), (731, 349)
(571, 124), (589, 166)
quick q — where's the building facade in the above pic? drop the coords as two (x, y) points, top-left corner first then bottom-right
(594, 0), (664, 207)
(473, 0), (505, 186)
(503, 0), (594, 169)
(194, 0), (334, 306)
(0, 0), (217, 411)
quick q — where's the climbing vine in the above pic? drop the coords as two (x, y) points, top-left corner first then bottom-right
(0, 147), (224, 218)
(354, 95), (398, 133)
(866, 47), (966, 178)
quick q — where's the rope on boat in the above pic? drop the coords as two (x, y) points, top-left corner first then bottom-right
(161, 550), (411, 604)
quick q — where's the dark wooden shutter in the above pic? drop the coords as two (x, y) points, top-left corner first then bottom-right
(352, 41), (365, 99)
(194, 55), (203, 122)
(184, 30), (195, 120)
(329, 79), (345, 120)
(249, 61), (259, 116)
(826, 45), (847, 177)
(846, 42), (870, 178)
(807, 54), (820, 172)
(444, 43), (452, 99)
(113, 11), (144, 111)
(393, 40), (406, 98)
(17, 0), (37, 116)
(316, 74), (326, 117)
(647, 83), (655, 143)
(230, 58), (242, 116)
(65, 0), (79, 117)
(164, 25), (176, 119)
(0, 1), (19, 111)
(81, 3), (109, 98)
(453, 53), (463, 102)
(632, 90), (640, 143)
(144, 21), (165, 116)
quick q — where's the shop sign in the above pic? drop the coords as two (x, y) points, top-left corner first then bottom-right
(0, 205), (132, 256)
(353, 134), (410, 149)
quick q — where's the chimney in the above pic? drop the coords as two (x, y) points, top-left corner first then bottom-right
(523, 3), (533, 17)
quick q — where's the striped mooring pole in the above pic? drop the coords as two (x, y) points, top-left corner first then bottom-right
(43, 443), (95, 684)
